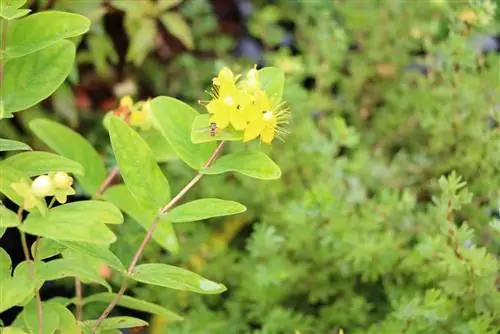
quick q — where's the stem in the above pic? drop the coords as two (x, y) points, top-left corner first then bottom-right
(1, 18), (8, 115)
(91, 141), (225, 332)
(95, 166), (120, 197)
(19, 224), (43, 334)
(75, 279), (83, 321)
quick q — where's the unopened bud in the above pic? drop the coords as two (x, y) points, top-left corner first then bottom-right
(53, 172), (73, 189)
(31, 175), (55, 197)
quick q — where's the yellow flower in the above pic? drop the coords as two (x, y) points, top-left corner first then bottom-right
(130, 100), (154, 131)
(49, 172), (75, 204)
(243, 90), (289, 144)
(11, 179), (44, 212)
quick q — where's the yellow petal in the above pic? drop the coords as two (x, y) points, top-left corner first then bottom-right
(261, 126), (275, 144)
(243, 121), (264, 142)
(230, 111), (247, 130)
(55, 193), (67, 204)
(211, 109), (230, 129)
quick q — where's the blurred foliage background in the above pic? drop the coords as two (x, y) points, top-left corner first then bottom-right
(1, 0), (500, 333)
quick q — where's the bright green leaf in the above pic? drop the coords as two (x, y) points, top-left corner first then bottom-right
(1, 40), (76, 119)
(83, 292), (183, 322)
(130, 263), (227, 294)
(151, 96), (215, 169)
(201, 151), (281, 180)
(0, 247), (12, 276)
(1, 0), (27, 9)
(108, 116), (171, 211)
(31, 238), (65, 260)
(0, 327), (29, 334)
(169, 198), (246, 223)
(141, 129), (178, 162)
(0, 277), (35, 313)
(49, 303), (79, 334)
(23, 300), (59, 334)
(29, 118), (107, 195)
(1, 151), (84, 176)
(84, 317), (148, 332)
(191, 114), (243, 143)
(0, 6), (30, 20)
(0, 138), (31, 152)
(102, 185), (179, 253)
(57, 240), (125, 272)
(160, 12), (194, 49)
(0, 205), (20, 228)
(5, 11), (90, 59)
(259, 67), (285, 103)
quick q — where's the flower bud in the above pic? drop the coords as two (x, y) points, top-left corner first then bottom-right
(31, 175), (55, 197)
(53, 172), (73, 189)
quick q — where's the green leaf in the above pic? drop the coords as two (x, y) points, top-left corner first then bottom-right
(0, 164), (46, 211)
(1, 40), (76, 119)
(49, 303), (79, 334)
(46, 297), (72, 307)
(0, 327), (29, 334)
(191, 114), (243, 144)
(0, 205), (20, 228)
(19, 201), (122, 244)
(130, 263), (226, 294)
(151, 96), (215, 169)
(0, 6), (30, 20)
(102, 185), (179, 253)
(29, 118), (107, 194)
(52, 82), (78, 128)
(169, 198), (246, 223)
(108, 116), (171, 211)
(0, 277), (35, 313)
(201, 151), (281, 180)
(23, 300), (60, 334)
(0, 138), (31, 152)
(141, 129), (178, 162)
(84, 317), (148, 332)
(5, 11), (90, 59)
(259, 67), (285, 103)
(31, 238), (65, 260)
(83, 293), (183, 322)
(39, 258), (111, 291)
(0, 227), (5, 238)
(1, 0), (27, 9)
(160, 12), (194, 49)
(57, 240), (125, 272)
(125, 17), (156, 66)
(1, 151), (84, 176)
(0, 247), (12, 276)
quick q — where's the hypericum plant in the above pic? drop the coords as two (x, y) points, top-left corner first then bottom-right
(0, 2), (289, 333)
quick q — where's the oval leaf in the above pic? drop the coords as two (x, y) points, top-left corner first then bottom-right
(5, 11), (90, 59)
(0, 205), (20, 228)
(259, 67), (285, 103)
(191, 114), (243, 144)
(0, 138), (31, 152)
(102, 185), (179, 254)
(49, 303), (79, 334)
(0, 277), (35, 313)
(169, 198), (246, 223)
(1, 40), (76, 118)
(159, 12), (194, 49)
(201, 151), (281, 180)
(83, 293), (183, 322)
(57, 240), (125, 272)
(31, 238), (65, 260)
(0, 247), (12, 276)
(130, 263), (226, 294)
(151, 96), (215, 169)
(23, 300), (60, 334)
(19, 201), (122, 244)
(84, 317), (148, 332)
(108, 116), (171, 211)
(1, 151), (84, 176)
(29, 118), (107, 195)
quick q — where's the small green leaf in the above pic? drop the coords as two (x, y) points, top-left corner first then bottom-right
(160, 12), (194, 49)
(169, 198), (246, 223)
(201, 151), (281, 180)
(0, 205), (20, 228)
(0, 138), (31, 152)
(259, 67), (285, 103)
(0, 277), (35, 313)
(0, 6), (30, 20)
(151, 96), (215, 169)
(0, 247), (12, 276)
(191, 114), (243, 143)
(24, 300), (60, 334)
(130, 263), (226, 294)
(46, 297), (72, 307)
(1, 151), (84, 176)
(1, 40), (76, 119)
(108, 116), (171, 211)
(49, 303), (79, 334)
(141, 129), (178, 162)
(102, 185), (179, 253)
(57, 240), (125, 272)
(0, 327), (29, 334)
(30, 119), (107, 195)
(32, 238), (65, 260)
(124, 16), (156, 66)
(5, 11), (90, 59)
(19, 201), (122, 244)
(84, 317), (148, 331)
(83, 293), (183, 322)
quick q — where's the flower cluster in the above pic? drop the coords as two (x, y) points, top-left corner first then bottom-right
(11, 172), (75, 210)
(113, 96), (155, 131)
(202, 66), (289, 144)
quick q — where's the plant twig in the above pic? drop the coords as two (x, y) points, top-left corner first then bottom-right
(75, 279), (83, 321)
(95, 166), (120, 197)
(19, 208), (43, 334)
(91, 141), (225, 332)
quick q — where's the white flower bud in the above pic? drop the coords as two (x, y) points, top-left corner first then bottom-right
(31, 175), (55, 197)
(53, 172), (73, 189)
